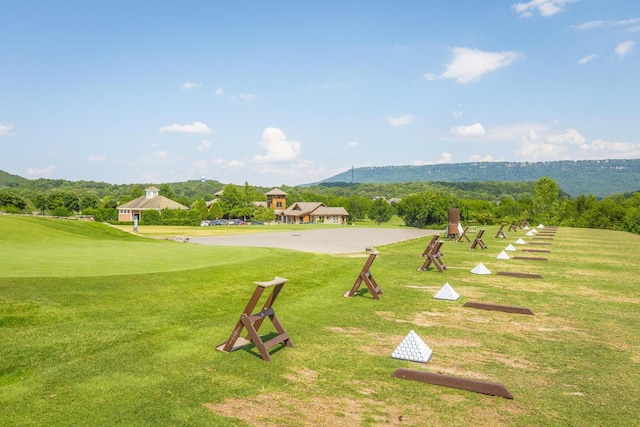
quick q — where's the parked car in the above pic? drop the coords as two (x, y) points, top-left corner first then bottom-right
(209, 219), (228, 225)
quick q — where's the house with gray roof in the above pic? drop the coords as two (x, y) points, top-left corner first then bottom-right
(117, 187), (188, 222)
(280, 201), (349, 224)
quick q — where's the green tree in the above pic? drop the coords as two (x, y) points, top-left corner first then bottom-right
(51, 206), (70, 217)
(0, 190), (27, 211)
(142, 209), (161, 225)
(369, 198), (394, 224)
(219, 184), (253, 219)
(130, 185), (144, 199)
(346, 196), (372, 222)
(208, 202), (223, 220)
(533, 177), (560, 223)
(191, 199), (209, 221)
(79, 192), (100, 210)
(253, 206), (276, 223)
(159, 184), (175, 200)
(624, 207), (640, 235)
(100, 195), (119, 209)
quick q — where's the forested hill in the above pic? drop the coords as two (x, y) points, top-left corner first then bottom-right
(319, 159), (640, 198)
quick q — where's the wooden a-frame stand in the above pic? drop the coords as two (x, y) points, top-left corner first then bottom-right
(217, 276), (293, 362)
(470, 229), (487, 249)
(417, 240), (446, 272)
(344, 250), (382, 299)
(495, 223), (507, 238)
(456, 226), (471, 243)
(421, 234), (440, 257)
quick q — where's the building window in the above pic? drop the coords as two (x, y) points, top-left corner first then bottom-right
(276, 201), (282, 207)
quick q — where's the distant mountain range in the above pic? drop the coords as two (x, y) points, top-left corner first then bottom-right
(317, 159), (640, 198)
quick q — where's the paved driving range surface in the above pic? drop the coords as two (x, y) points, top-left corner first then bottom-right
(189, 227), (440, 254)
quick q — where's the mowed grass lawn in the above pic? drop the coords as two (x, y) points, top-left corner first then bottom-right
(0, 215), (638, 426)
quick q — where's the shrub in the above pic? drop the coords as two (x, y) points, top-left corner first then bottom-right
(52, 206), (70, 217)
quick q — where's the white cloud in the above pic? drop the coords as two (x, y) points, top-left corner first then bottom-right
(469, 154), (499, 162)
(512, 0), (577, 18)
(197, 139), (211, 152)
(182, 81), (201, 90)
(615, 40), (635, 59)
(485, 123), (550, 141)
(348, 141), (358, 147)
(578, 54), (598, 64)
(515, 128), (585, 161)
(516, 128), (640, 161)
(412, 152), (454, 166)
(573, 20), (604, 31)
(253, 127), (301, 163)
(573, 18), (640, 31)
(154, 151), (170, 160)
(230, 93), (257, 102)
(26, 165), (57, 178)
(0, 123), (15, 137)
(576, 138), (640, 159)
(451, 123), (486, 138)
(426, 47), (523, 84)
(215, 88), (224, 96)
(158, 121), (214, 134)
(386, 114), (415, 126)
(438, 152), (453, 163)
(627, 26), (640, 33)
(88, 154), (107, 162)
(453, 106), (464, 118)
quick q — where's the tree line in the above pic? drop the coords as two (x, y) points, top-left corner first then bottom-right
(1, 176), (640, 234)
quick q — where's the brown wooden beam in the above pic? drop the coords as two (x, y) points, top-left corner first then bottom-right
(497, 271), (543, 279)
(511, 256), (548, 261)
(463, 301), (534, 315)
(391, 368), (514, 399)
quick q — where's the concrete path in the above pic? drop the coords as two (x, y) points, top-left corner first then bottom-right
(189, 227), (440, 254)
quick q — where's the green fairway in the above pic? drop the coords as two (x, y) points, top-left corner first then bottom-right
(0, 216), (275, 277)
(0, 215), (639, 426)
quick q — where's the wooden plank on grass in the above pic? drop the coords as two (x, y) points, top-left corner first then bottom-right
(463, 301), (534, 315)
(391, 368), (514, 399)
(512, 256), (548, 261)
(497, 271), (544, 279)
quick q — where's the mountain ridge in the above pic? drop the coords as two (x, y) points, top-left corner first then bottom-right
(318, 159), (640, 197)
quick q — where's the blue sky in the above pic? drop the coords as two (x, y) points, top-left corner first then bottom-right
(1, 0), (639, 187)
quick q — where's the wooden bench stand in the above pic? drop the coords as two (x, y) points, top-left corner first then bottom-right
(508, 222), (518, 232)
(344, 250), (382, 299)
(417, 240), (446, 272)
(470, 229), (487, 250)
(495, 223), (507, 238)
(217, 276), (293, 362)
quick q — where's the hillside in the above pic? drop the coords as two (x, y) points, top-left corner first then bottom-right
(319, 159), (640, 197)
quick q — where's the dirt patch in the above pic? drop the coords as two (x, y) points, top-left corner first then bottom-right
(495, 355), (533, 370)
(283, 367), (319, 384)
(324, 326), (367, 336)
(204, 393), (425, 426)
